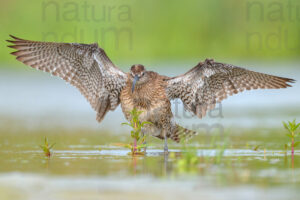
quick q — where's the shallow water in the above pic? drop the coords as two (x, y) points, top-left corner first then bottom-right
(0, 129), (299, 200)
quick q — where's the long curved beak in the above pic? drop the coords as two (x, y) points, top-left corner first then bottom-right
(132, 75), (139, 93)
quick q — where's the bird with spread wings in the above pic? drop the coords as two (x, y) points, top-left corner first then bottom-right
(7, 35), (295, 153)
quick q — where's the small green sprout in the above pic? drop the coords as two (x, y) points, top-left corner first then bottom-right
(209, 131), (229, 164)
(39, 137), (55, 158)
(283, 119), (300, 164)
(115, 108), (151, 155)
(177, 148), (198, 168)
(176, 141), (199, 174)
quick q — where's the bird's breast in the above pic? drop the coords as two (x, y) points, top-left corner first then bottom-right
(120, 76), (170, 122)
(132, 96), (152, 109)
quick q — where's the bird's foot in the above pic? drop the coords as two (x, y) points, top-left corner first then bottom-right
(164, 136), (169, 155)
(163, 146), (169, 155)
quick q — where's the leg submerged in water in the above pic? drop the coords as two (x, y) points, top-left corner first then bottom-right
(164, 133), (169, 154)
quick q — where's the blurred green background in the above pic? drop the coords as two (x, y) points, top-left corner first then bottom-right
(1, 0), (300, 67)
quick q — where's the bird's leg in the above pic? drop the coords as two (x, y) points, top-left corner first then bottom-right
(162, 122), (172, 155)
(164, 131), (169, 154)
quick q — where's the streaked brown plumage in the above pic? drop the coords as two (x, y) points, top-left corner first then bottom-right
(7, 35), (295, 152)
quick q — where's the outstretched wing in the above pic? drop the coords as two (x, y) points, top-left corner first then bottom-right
(166, 59), (295, 118)
(7, 35), (127, 122)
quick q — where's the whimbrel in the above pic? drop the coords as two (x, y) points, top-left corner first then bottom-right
(7, 35), (295, 153)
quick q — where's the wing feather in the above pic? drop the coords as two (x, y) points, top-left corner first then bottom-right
(166, 59), (295, 118)
(7, 35), (127, 122)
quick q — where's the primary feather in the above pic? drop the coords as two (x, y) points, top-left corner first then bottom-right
(166, 59), (295, 118)
(7, 35), (127, 122)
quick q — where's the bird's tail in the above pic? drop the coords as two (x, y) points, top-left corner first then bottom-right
(170, 124), (198, 143)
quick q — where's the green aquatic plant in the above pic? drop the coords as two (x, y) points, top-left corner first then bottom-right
(39, 137), (55, 158)
(178, 146), (198, 168)
(208, 131), (229, 164)
(283, 119), (300, 162)
(115, 108), (151, 155)
(175, 131), (230, 174)
(174, 143), (199, 174)
(215, 138), (228, 164)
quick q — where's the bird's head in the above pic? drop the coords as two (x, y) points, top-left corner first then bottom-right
(130, 64), (146, 93)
